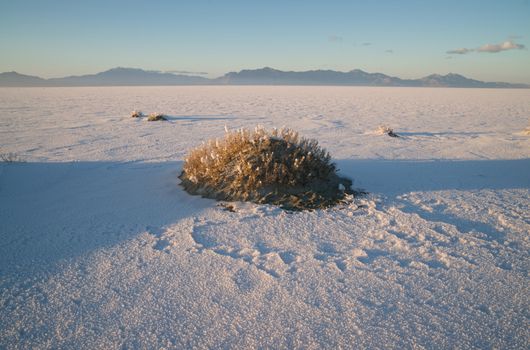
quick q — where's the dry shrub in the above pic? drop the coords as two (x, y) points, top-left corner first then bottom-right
(375, 125), (399, 137)
(179, 126), (355, 210)
(1, 152), (24, 162)
(522, 126), (530, 136)
(147, 113), (167, 121)
(131, 110), (144, 118)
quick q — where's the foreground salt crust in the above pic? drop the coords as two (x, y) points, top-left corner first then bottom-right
(0, 86), (529, 349)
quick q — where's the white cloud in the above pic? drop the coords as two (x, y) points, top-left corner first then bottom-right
(166, 70), (208, 76)
(447, 40), (526, 55)
(477, 40), (525, 53)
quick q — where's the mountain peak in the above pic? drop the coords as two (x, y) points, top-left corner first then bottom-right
(1, 71), (33, 77)
(0, 71), (46, 86)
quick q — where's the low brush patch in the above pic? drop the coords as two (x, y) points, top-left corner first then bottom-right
(147, 113), (167, 121)
(179, 126), (357, 211)
(375, 125), (399, 137)
(0, 152), (24, 163)
(131, 110), (144, 118)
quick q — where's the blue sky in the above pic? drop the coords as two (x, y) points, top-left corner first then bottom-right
(1, 0), (529, 82)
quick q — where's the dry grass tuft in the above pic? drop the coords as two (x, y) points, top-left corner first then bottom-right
(147, 113), (167, 121)
(1, 152), (24, 163)
(179, 126), (356, 211)
(131, 110), (144, 118)
(375, 125), (399, 137)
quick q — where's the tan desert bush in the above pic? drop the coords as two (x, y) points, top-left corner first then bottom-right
(131, 110), (144, 118)
(375, 125), (399, 137)
(179, 126), (354, 210)
(147, 113), (167, 121)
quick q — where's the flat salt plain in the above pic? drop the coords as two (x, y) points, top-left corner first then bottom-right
(0, 86), (529, 349)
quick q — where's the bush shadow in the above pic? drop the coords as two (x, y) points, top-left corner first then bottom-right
(0, 160), (213, 282)
(1, 158), (528, 283)
(164, 114), (236, 122)
(337, 158), (530, 249)
(337, 158), (530, 194)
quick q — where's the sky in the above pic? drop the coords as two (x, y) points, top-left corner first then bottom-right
(1, 0), (529, 83)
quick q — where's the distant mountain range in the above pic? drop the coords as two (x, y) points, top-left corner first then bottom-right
(0, 68), (208, 87)
(1, 67), (528, 88)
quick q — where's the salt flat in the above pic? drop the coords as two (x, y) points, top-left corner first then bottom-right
(1, 86), (529, 349)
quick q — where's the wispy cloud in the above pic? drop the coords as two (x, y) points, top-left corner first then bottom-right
(385, 49), (393, 53)
(447, 40), (526, 55)
(361, 42), (371, 46)
(166, 70), (208, 76)
(446, 48), (473, 55)
(328, 35), (343, 42)
(477, 40), (525, 53)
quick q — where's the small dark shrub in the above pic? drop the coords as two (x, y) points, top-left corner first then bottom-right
(147, 113), (167, 121)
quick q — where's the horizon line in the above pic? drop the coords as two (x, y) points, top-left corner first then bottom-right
(1, 66), (528, 88)
(2, 66), (529, 84)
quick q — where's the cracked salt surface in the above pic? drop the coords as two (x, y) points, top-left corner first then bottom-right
(0, 86), (529, 349)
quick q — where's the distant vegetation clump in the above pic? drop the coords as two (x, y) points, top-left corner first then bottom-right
(129, 111), (167, 121)
(376, 125), (399, 138)
(179, 126), (355, 210)
(131, 110), (144, 118)
(147, 113), (167, 121)
(0, 152), (24, 163)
